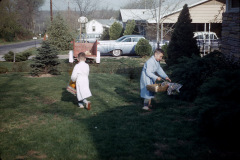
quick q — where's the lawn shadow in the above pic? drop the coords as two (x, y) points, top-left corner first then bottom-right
(83, 82), (181, 160)
(116, 66), (142, 81)
(85, 103), (178, 160)
(61, 87), (78, 105)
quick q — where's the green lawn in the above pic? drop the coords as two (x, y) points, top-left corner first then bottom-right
(0, 58), (231, 159)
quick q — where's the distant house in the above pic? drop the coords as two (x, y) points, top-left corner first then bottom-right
(221, 0), (240, 58)
(86, 18), (118, 35)
(120, 0), (226, 41)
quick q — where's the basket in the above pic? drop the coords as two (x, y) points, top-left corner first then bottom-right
(66, 80), (76, 96)
(147, 82), (169, 92)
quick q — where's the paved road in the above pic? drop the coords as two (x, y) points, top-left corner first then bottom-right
(0, 40), (140, 61)
(0, 39), (42, 55)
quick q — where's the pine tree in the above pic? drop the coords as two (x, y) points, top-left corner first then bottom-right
(133, 25), (140, 35)
(101, 28), (110, 40)
(47, 13), (73, 51)
(109, 22), (123, 40)
(123, 20), (136, 35)
(30, 41), (60, 76)
(166, 4), (199, 66)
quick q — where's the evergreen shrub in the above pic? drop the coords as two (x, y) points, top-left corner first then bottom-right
(169, 50), (240, 148)
(101, 28), (110, 40)
(161, 43), (168, 59)
(166, 4), (199, 66)
(3, 51), (14, 62)
(47, 14), (73, 51)
(196, 70), (240, 149)
(109, 22), (123, 40)
(30, 41), (60, 76)
(123, 20), (136, 36)
(4, 51), (32, 62)
(135, 38), (152, 57)
(170, 51), (239, 101)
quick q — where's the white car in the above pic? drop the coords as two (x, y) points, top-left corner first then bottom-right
(194, 31), (221, 52)
(97, 35), (158, 56)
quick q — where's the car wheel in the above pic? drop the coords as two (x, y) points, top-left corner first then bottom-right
(112, 49), (122, 57)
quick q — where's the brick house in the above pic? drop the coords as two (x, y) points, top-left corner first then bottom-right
(221, 0), (240, 58)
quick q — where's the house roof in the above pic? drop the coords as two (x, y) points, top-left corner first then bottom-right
(120, 9), (156, 23)
(120, 0), (221, 23)
(88, 19), (121, 28)
(96, 19), (116, 27)
(161, 0), (209, 16)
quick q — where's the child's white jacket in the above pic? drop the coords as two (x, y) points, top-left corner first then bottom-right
(71, 61), (92, 101)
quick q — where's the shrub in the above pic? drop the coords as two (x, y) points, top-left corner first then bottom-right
(3, 51), (31, 62)
(166, 4), (199, 66)
(135, 38), (152, 57)
(101, 28), (110, 40)
(170, 51), (240, 101)
(109, 22), (123, 40)
(16, 51), (32, 61)
(3, 51), (14, 62)
(161, 43), (168, 59)
(47, 14), (73, 50)
(196, 70), (240, 149)
(30, 41), (60, 76)
(123, 20), (136, 36)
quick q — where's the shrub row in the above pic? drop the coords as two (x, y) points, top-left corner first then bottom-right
(4, 51), (32, 62)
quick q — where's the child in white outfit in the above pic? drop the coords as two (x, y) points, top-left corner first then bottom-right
(71, 52), (92, 110)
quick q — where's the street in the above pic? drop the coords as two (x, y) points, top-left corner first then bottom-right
(0, 39), (42, 55)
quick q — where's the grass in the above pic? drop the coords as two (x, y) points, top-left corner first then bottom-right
(0, 58), (236, 160)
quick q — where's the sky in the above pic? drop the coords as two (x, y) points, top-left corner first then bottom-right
(40, 0), (130, 11)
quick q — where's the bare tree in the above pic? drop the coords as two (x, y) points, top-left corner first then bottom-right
(61, 9), (81, 34)
(74, 0), (100, 17)
(122, 0), (184, 41)
(89, 6), (119, 19)
(123, 0), (157, 9)
(15, 0), (44, 33)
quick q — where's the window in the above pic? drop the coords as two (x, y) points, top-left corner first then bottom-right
(92, 26), (95, 32)
(232, 0), (240, 8)
(196, 35), (203, 40)
(227, 0), (240, 12)
(122, 38), (131, 42)
(132, 38), (140, 42)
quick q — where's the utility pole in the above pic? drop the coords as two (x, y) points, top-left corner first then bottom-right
(68, 1), (70, 20)
(50, 0), (53, 22)
(157, 0), (162, 49)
